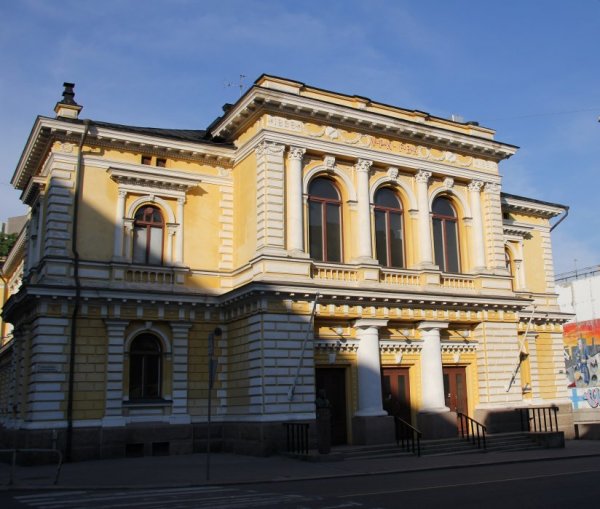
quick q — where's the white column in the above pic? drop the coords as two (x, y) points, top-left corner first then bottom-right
(123, 219), (134, 262)
(103, 320), (128, 426)
(175, 197), (184, 265)
(468, 180), (486, 271)
(286, 146), (306, 255)
(356, 159), (374, 261)
(113, 190), (127, 260)
(166, 226), (176, 265)
(354, 319), (388, 417)
(415, 170), (434, 267)
(418, 321), (449, 412)
(170, 322), (192, 424)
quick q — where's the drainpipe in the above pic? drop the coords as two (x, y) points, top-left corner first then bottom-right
(65, 120), (90, 462)
(550, 206), (569, 232)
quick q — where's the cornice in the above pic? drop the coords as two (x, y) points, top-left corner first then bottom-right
(11, 117), (236, 192)
(503, 221), (534, 238)
(211, 86), (518, 160)
(501, 194), (566, 218)
(236, 130), (503, 185)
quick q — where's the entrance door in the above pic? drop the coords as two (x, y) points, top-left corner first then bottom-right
(315, 367), (347, 445)
(443, 366), (468, 414)
(381, 368), (411, 423)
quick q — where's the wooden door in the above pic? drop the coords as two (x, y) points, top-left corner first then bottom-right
(315, 367), (347, 445)
(381, 368), (411, 423)
(443, 366), (468, 414)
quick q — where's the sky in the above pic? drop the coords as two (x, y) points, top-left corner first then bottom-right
(0, 0), (598, 275)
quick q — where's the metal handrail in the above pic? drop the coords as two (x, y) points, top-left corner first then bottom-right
(457, 412), (487, 450)
(394, 417), (421, 456)
(283, 422), (310, 455)
(0, 448), (63, 486)
(517, 405), (559, 432)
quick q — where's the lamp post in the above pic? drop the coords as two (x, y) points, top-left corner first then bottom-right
(206, 327), (222, 481)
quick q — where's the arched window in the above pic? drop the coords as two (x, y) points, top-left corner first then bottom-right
(374, 188), (404, 268)
(432, 197), (460, 273)
(308, 178), (342, 262)
(133, 205), (164, 265)
(129, 333), (162, 400)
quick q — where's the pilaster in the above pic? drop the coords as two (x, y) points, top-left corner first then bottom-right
(415, 170), (435, 268)
(170, 322), (192, 424)
(255, 141), (286, 257)
(286, 146), (306, 256)
(103, 320), (128, 426)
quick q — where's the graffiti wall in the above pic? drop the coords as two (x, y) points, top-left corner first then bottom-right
(564, 319), (600, 410)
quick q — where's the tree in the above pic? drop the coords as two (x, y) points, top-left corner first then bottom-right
(0, 233), (17, 258)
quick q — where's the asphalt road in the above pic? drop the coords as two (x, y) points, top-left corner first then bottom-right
(2, 456), (599, 509)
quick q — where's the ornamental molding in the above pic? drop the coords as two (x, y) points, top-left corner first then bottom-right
(235, 131), (503, 187)
(314, 339), (359, 353)
(379, 341), (423, 354)
(387, 166), (399, 179)
(324, 155), (336, 170)
(503, 221), (534, 238)
(107, 166), (202, 194)
(442, 177), (454, 190)
(256, 140), (285, 157)
(441, 341), (478, 353)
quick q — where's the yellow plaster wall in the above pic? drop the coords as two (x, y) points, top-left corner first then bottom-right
(78, 164), (117, 261)
(522, 230), (547, 293)
(71, 318), (107, 420)
(233, 153), (257, 266)
(184, 180), (221, 270)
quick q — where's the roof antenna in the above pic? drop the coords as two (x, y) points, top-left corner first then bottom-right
(224, 74), (246, 97)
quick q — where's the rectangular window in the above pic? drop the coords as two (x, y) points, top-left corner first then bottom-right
(433, 218), (445, 269)
(309, 202), (323, 261)
(390, 213), (404, 268)
(326, 203), (341, 262)
(375, 210), (387, 265)
(132, 228), (146, 264)
(156, 158), (167, 168)
(446, 222), (460, 273)
(141, 155), (152, 165)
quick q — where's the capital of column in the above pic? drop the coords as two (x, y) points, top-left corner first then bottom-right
(355, 159), (373, 174)
(468, 180), (484, 193)
(415, 169), (432, 184)
(118, 189), (127, 199)
(417, 321), (449, 332)
(354, 318), (389, 331)
(287, 146), (306, 161)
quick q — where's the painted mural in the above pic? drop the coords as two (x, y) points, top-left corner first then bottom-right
(564, 319), (600, 410)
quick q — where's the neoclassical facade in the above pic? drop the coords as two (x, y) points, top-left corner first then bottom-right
(0, 76), (571, 459)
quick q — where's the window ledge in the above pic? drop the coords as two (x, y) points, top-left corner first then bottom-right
(123, 399), (172, 408)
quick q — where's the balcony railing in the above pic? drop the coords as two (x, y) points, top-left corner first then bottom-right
(311, 265), (358, 282)
(380, 269), (420, 286)
(111, 263), (188, 286)
(441, 274), (476, 290)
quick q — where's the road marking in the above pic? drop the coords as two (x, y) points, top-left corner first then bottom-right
(14, 486), (311, 509)
(337, 467), (600, 498)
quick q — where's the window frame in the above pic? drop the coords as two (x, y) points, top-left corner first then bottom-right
(133, 205), (165, 266)
(373, 188), (405, 268)
(432, 197), (461, 273)
(307, 178), (343, 263)
(128, 333), (163, 401)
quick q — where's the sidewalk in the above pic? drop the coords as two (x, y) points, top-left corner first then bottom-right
(3, 440), (600, 490)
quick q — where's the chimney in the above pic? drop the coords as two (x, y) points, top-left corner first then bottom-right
(54, 82), (83, 119)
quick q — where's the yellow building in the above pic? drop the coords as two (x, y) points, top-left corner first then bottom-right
(0, 77), (572, 460)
